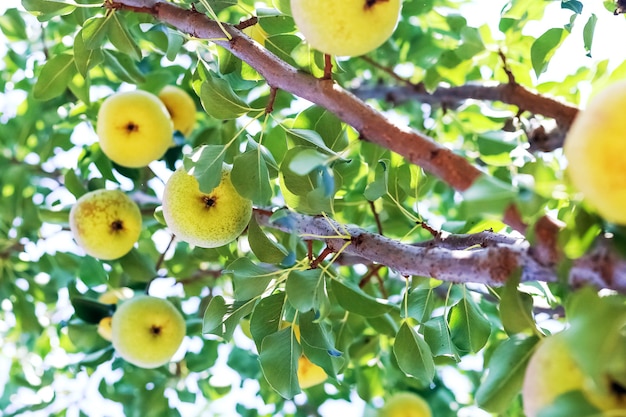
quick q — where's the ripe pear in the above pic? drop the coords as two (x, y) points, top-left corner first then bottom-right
(98, 287), (133, 305)
(564, 79), (626, 224)
(522, 332), (626, 416)
(111, 295), (186, 369)
(161, 165), (253, 248)
(379, 392), (432, 417)
(97, 90), (173, 168)
(158, 85), (197, 136)
(97, 316), (113, 341)
(69, 189), (142, 260)
(297, 355), (328, 389)
(290, 0), (402, 57)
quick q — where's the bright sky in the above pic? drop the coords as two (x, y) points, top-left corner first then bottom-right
(2, 0), (626, 416)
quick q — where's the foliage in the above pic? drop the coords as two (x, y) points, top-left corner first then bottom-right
(0, 0), (625, 416)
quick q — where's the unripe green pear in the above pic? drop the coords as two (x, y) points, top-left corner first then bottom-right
(111, 295), (186, 369)
(69, 189), (142, 260)
(161, 165), (253, 248)
(290, 0), (402, 57)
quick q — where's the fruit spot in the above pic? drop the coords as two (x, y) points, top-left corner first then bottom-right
(610, 379), (626, 398)
(150, 325), (162, 336)
(110, 219), (125, 233)
(202, 195), (217, 209)
(125, 122), (139, 133)
(365, 0), (388, 10)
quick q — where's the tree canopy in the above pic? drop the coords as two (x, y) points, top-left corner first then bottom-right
(2, 0), (626, 416)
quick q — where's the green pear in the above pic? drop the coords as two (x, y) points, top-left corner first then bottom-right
(111, 295), (186, 369)
(161, 165), (252, 248)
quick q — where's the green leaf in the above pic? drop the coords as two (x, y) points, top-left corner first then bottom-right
(583, 14), (597, 57)
(250, 292), (285, 350)
(448, 292), (491, 353)
(259, 327), (301, 399)
(22, 0), (75, 20)
(109, 13), (141, 61)
(403, 288), (435, 323)
(563, 288), (626, 391)
(70, 296), (115, 324)
(499, 270), (537, 335)
(530, 28), (567, 77)
(225, 257), (276, 301)
(247, 216), (288, 264)
(231, 149), (273, 203)
(202, 296), (255, 340)
(393, 321), (435, 384)
(561, 0), (583, 14)
(117, 248), (157, 283)
(330, 279), (393, 318)
(285, 269), (325, 313)
(64, 169), (87, 198)
(279, 147), (334, 215)
(285, 128), (336, 155)
(183, 145), (225, 193)
(200, 75), (250, 119)
(460, 174), (517, 217)
(0, 9), (28, 40)
(33, 53), (76, 100)
(288, 148), (329, 176)
(78, 256), (108, 287)
(102, 49), (145, 83)
(82, 16), (111, 50)
(423, 316), (459, 359)
(363, 160), (388, 201)
(537, 391), (601, 417)
(475, 334), (540, 412)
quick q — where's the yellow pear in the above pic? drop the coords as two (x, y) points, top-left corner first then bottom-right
(98, 287), (134, 305)
(290, 0), (402, 56)
(111, 295), (186, 369)
(97, 90), (173, 168)
(69, 189), (142, 260)
(97, 316), (113, 341)
(522, 332), (626, 416)
(297, 355), (327, 389)
(161, 165), (253, 248)
(158, 85), (197, 136)
(379, 392), (432, 417)
(564, 79), (626, 224)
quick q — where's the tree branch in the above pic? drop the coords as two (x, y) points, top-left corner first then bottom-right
(254, 209), (626, 293)
(351, 82), (579, 135)
(106, 0), (482, 191)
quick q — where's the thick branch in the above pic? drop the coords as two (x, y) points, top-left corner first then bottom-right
(254, 209), (626, 293)
(107, 0), (481, 191)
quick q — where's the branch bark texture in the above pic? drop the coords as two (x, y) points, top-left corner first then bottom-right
(255, 209), (626, 293)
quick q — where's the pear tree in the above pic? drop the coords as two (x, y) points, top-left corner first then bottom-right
(2, 0), (626, 416)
